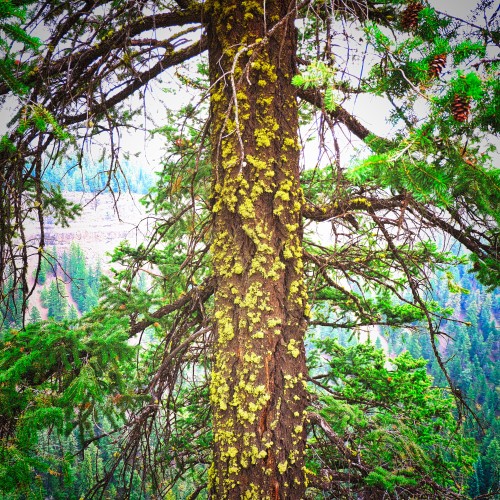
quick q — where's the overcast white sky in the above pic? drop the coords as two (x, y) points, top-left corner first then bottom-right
(121, 0), (494, 170)
(0, 0), (493, 173)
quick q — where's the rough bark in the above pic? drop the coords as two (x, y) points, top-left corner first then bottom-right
(206, 1), (308, 498)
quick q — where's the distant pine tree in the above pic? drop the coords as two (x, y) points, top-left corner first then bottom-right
(67, 304), (79, 321)
(28, 306), (41, 324)
(41, 279), (68, 321)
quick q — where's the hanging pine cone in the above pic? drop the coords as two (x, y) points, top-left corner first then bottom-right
(401, 2), (424, 31)
(428, 54), (447, 78)
(452, 94), (471, 122)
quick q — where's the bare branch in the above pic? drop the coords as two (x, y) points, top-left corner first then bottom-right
(297, 87), (384, 142)
(129, 276), (215, 336)
(0, 6), (205, 97)
(62, 36), (208, 126)
(408, 201), (497, 263)
(303, 194), (406, 221)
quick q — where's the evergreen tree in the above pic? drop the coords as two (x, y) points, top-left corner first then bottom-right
(79, 443), (104, 495)
(28, 306), (41, 324)
(67, 304), (79, 321)
(68, 243), (87, 312)
(0, 1), (499, 498)
(36, 259), (48, 285)
(41, 279), (68, 321)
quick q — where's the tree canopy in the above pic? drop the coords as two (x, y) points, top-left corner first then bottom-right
(0, 0), (499, 498)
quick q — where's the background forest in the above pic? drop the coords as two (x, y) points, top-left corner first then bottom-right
(1, 165), (498, 498)
(0, 0), (499, 498)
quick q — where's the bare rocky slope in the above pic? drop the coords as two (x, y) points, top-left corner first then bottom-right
(27, 191), (147, 263)
(25, 191), (148, 319)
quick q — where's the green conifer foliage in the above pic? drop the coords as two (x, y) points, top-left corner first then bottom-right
(28, 305), (41, 324)
(67, 304), (79, 321)
(307, 339), (476, 496)
(0, 317), (135, 497)
(0, 0), (40, 95)
(40, 279), (68, 321)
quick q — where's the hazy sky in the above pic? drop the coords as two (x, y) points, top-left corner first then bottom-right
(0, 0), (492, 171)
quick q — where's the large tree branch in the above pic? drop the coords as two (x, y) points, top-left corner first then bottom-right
(174, 0), (192, 9)
(303, 186), (498, 268)
(303, 194), (405, 221)
(129, 275), (215, 336)
(297, 87), (383, 142)
(62, 35), (208, 125)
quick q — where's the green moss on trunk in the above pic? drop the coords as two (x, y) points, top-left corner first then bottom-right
(207, 1), (308, 498)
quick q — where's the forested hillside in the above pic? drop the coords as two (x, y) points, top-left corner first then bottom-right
(2, 242), (101, 325)
(42, 160), (156, 195)
(2, 179), (497, 498)
(2, 243), (497, 498)
(386, 266), (499, 496)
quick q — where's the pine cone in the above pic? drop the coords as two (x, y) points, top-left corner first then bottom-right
(428, 53), (447, 78)
(401, 2), (424, 31)
(452, 94), (471, 122)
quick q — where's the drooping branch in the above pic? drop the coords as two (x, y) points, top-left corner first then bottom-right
(367, 206), (483, 430)
(297, 87), (382, 142)
(408, 200), (498, 263)
(129, 276), (215, 336)
(0, 6), (205, 97)
(62, 35), (208, 126)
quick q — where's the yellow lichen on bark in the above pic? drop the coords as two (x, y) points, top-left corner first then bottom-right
(206, 1), (308, 498)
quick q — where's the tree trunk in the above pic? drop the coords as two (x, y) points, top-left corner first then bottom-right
(207, 1), (308, 498)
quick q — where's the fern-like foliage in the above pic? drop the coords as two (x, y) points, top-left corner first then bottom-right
(0, 316), (136, 496)
(0, 0), (40, 95)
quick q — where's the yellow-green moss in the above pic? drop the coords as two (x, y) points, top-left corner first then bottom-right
(246, 154), (267, 171)
(254, 127), (273, 148)
(241, 0), (264, 15)
(351, 197), (371, 206)
(278, 461), (288, 474)
(287, 339), (300, 358)
(207, 5), (310, 492)
(238, 197), (255, 219)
